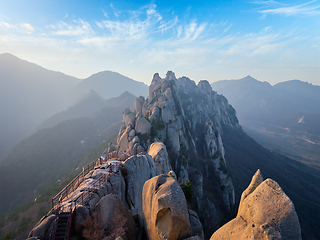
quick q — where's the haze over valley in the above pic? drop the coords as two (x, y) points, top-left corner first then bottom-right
(0, 1), (319, 240)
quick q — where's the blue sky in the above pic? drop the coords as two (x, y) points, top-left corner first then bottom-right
(0, 0), (319, 85)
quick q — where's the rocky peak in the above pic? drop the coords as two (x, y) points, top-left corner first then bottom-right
(117, 71), (241, 237)
(197, 80), (213, 95)
(165, 70), (176, 81)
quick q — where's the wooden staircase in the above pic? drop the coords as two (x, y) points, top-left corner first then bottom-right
(51, 206), (74, 240)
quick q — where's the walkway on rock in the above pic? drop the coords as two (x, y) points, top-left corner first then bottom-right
(51, 149), (144, 209)
(49, 149), (145, 240)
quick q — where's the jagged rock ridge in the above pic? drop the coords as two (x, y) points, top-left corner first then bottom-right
(117, 71), (240, 237)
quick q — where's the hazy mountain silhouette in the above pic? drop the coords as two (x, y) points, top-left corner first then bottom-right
(72, 70), (148, 101)
(211, 76), (320, 126)
(0, 54), (148, 159)
(0, 91), (136, 214)
(211, 76), (320, 167)
(0, 53), (80, 158)
(274, 80), (320, 102)
(37, 90), (108, 130)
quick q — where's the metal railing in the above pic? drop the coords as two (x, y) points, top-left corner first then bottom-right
(51, 163), (95, 208)
(51, 149), (146, 208)
(75, 173), (109, 206)
(50, 203), (75, 240)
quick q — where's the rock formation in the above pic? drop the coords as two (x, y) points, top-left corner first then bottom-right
(210, 170), (302, 240)
(116, 71), (238, 237)
(28, 71), (302, 240)
(147, 142), (172, 174)
(142, 174), (193, 240)
(95, 194), (137, 240)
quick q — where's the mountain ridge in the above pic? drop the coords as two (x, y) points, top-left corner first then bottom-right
(0, 53), (148, 159)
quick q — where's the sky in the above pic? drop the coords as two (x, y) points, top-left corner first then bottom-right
(0, 0), (319, 85)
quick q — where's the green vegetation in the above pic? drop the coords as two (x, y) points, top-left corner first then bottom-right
(37, 206), (48, 218)
(0, 216), (31, 240)
(17, 217), (31, 233)
(0, 231), (17, 240)
(7, 200), (36, 222)
(179, 179), (193, 203)
(168, 172), (176, 178)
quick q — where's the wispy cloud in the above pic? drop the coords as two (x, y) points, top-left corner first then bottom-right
(102, 9), (108, 18)
(253, 0), (320, 16)
(110, 3), (121, 18)
(183, 21), (207, 41)
(0, 21), (35, 33)
(21, 23), (35, 32)
(158, 16), (178, 33)
(49, 19), (93, 36)
(0, 22), (17, 30)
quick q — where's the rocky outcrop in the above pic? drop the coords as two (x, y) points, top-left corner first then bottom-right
(28, 160), (131, 240)
(28, 214), (56, 239)
(142, 174), (192, 240)
(123, 155), (160, 228)
(210, 170), (302, 240)
(95, 194), (137, 240)
(188, 210), (204, 240)
(117, 71), (237, 237)
(147, 142), (172, 174)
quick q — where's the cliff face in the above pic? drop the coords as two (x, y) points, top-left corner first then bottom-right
(117, 71), (240, 236)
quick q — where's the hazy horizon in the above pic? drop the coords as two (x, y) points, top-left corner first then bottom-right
(1, 52), (319, 87)
(0, 0), (319, 86)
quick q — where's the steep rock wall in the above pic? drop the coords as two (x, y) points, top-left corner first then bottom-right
(117, 71), (240, 237)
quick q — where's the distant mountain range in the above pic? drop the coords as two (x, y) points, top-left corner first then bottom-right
(211, 76), (320, 127)
(0, 91), (136, 214)
(0, 53), (148, 159)
(211, 76), (320, 168)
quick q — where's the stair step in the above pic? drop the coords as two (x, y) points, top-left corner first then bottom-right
(55, 233), (66, 237)
(58, 221), (68, 225)
(58, 220), (68, 223)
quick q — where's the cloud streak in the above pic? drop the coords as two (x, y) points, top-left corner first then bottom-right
(254, 0), (320, 16)
(49, 19), (93, 36)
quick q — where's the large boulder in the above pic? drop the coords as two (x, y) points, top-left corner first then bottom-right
(148, 142), (172, 174)
(134, 96), (145, 114)
(74, 205), (90, 234)
(118, 132), (129, 152)
(28, 214), (56, 239)
(135, 112), (151, 135)
(210, 170), (302, 240)
(95, 194), (137, 240)
(142, 174), (192, 240)
(123, 155), (160, 228)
